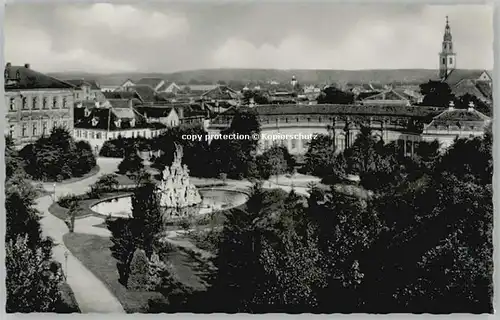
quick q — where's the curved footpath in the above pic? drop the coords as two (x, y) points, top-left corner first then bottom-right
(35, 158), (312, 313)
(35, 157), (125, 313)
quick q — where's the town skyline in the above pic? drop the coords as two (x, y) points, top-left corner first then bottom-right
(5, 3), (493, 74)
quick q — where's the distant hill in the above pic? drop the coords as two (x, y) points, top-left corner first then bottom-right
(46, 68), (483, 87)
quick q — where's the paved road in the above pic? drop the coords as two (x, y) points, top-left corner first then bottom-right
(36, 157), (125, 313)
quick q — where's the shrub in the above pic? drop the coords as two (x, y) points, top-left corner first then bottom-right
(57, 194), (82, 208)
(127, 248), (150, 291)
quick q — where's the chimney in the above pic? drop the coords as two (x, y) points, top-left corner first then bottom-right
(448, 100), (455, 110)
(24, 63), (30, 69)
(468, 101), (475, 112)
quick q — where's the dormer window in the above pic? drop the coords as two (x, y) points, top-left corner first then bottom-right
(130, 118), (136, 127)
(15, 71), (21, 81)
(91, 117), (99, 127)
(114, 119), (122, 128)
(4, 69), (8, 80)
(84, 108), (91, 117)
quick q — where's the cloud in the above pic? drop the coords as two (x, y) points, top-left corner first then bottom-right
(4, 26), (136, 73)
(4, 3), (493, 73)
(60, 3), (189, 40)
(212, 5), (493, 70)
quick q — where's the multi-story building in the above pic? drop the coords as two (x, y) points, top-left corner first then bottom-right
(4, 63), (75, 148)
(65, 79), (106, 104)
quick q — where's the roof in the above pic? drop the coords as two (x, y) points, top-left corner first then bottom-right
(157, 81), (179, 92)
(126, 85), (157, 102)
(103, 90), (143, 101)
(135, 106), (176, 118)
(5, 65), (75, 90)
(426, 107), (491, 129)
(451, 79), (490, 101)
(201, 85), (239, 100)
(362, 89), (410, 102)
(182, 84), (219, 93)
(65, 79), (101, 90)
(443, 69), (489, 86)
(74, 106), (156, 131)
(432, 108), (490, 122)
(112, 108), (136, 119)
(135, 78), (165, 90)
(221, 104), (443, 118)
(475, 81), (492, 100)
(107, 99), (134, 109)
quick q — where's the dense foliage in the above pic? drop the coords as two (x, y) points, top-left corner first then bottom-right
(19, 127), (96, 181)
(5, 138), (77, 312)
(149, 126), (492, 313)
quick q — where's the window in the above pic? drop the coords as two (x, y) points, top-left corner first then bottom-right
(42, 122), (48, 135)
(83, 131), (88, 138)
(62, 97), (68, 108)
(450, 43), (452, 50)
(32, 123), (38, 136)
(9, 98), (16, 111)
(291, 139), (297, 149)
(62, 120), (68, 128)
(76, 130), (81, 138)
(43, 97), (48, 109)
(33, 97), (40, 109)
(442, 58), (446, 65)
(53, 121), (58, 128)
(112, 133), (116, 139)
(16, 71), (21, 80)
(9, 125), (15, 137)
(22, 97), (28, 110)
(90, 132), (95, 139)
(449, 57), (453, 64)
(52, 97), (58, 109)
(96, 132), (102, 139)
(21, 123), (27, 137)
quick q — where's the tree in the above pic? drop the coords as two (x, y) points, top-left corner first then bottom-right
(94, 173), (120, 193)
(456, 93), (491, 116)
(210, 109), (261, 179)
(6, 235), (66, 312)
(107, 182), (164, 284)
(317, 86), (355, 104)
(19, 126), (96, 181)
(304, 134), (337, 177)
(127, 249), (151, 291)
(118, 152), (144, 176)
(6, 135), (24, 179)
(419, 80), (456, 108)
(257, 145), (291, 182)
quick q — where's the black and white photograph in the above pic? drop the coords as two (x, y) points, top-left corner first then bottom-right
(3, 1), (494, 314)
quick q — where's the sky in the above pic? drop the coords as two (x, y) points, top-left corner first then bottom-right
(4, 2), (494, 73)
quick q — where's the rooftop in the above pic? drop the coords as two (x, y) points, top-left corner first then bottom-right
(65, 79), (101, 90)
(5, 64), (75, 90)
(222, 104), (443, 118)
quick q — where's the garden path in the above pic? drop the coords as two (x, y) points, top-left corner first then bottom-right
(35, 157), (125, 313)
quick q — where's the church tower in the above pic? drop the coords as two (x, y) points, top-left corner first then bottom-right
(439, 16), (456, 79)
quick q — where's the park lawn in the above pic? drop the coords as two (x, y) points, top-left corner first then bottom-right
(49, 191), (132, 221)
(63, 233), (163, 313)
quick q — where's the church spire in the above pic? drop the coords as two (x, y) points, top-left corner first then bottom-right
(443, 15), (452, 41)
(439, 15), (456, 79)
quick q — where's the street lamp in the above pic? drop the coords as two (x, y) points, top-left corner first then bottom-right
(53, 183), (57, 202)
(64, 251), (69, 280)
